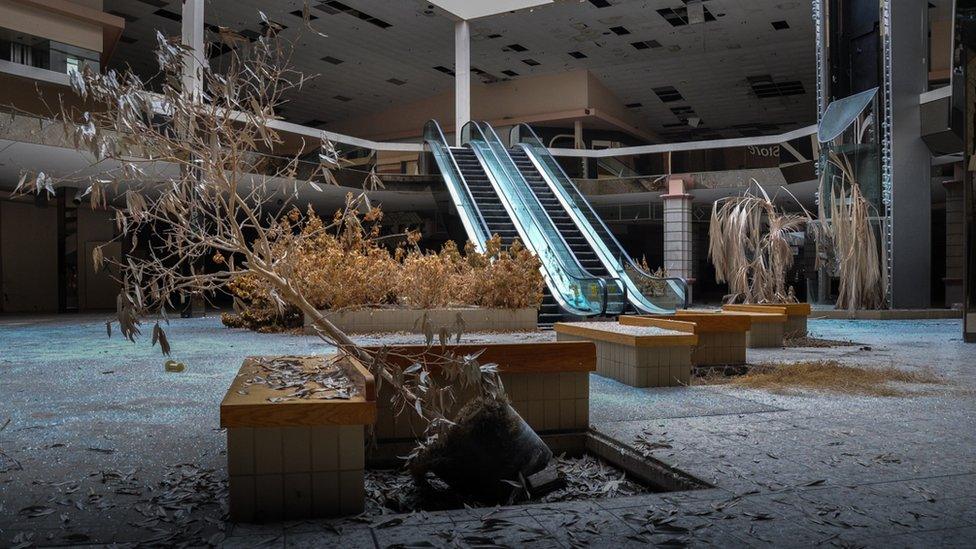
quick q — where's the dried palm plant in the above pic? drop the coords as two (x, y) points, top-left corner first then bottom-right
(708, 183), (807, 303)
(13, 25), (538, 484)
(815, 151), (887, 310)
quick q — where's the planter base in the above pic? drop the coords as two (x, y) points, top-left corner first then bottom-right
(304, 307), (538, 334)
(220, 356), (376, 522)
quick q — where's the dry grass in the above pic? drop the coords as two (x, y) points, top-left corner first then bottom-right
(697, 360), (943, 397)
(782, 336), (859, 348)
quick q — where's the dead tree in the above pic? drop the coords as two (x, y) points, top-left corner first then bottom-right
(15, 24), (549, 499)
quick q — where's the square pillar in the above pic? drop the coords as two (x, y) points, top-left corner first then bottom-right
(181, 0), (205, 99)
(662, 176), (693, 302)
(887, 0), (931, 308)
(454, 20), (470, 146)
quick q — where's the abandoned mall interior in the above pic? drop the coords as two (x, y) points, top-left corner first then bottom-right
(1, 0), (976, 547)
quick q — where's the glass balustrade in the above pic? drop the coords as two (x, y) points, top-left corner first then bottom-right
(422, 120), (491, 250)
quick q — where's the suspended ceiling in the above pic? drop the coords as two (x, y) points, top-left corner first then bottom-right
(104, 0), (817, 143)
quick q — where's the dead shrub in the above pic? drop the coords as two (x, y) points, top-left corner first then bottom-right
(398, 240), (468, 309)
(462, 236), (545, 309)
(226, 209), (544, 330)
(625, 257), (670, 297)
(813, 152), (887, 311)
(220, 274), (302, 332)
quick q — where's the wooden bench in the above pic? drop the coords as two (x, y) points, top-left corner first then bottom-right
(554, 321), (697, 387)
(623, 313), (750, 366)
(361, 342), (596, 445)
(220, 355), (376, 522)
(708, 307), (787, 348)
(722, 303), (811, 337)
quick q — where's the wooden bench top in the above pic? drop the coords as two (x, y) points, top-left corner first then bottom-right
(220, 355), (377, 429)
(707, 307), (786, 322)
(555, 321), (698, 347)
(622, 314), (750, 333)
(722, 303), (811, 316)
(359, 341), (596, 374)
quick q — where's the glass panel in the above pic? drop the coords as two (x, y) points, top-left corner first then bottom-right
(510, 123), (688, 313)
(818, 88), (878, 143)
(818, 94), (883, 214)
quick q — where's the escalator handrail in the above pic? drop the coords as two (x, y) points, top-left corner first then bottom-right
(510, 123), (691, 310)
(478, 121), (627, 316)
(484, 127), (630, 316)
(478, 123), (619, 286)
(461, 120), (610, 316)
(423, 119), (491, 250)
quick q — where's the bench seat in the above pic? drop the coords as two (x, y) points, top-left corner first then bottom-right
(359, 342), (596, 443)
(722, 303), (811, 337)
(623, 314), (749, 365)
(697, 307), (786, 348)
(554, 321), (697, 387)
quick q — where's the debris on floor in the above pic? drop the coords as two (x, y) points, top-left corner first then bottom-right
(365, 453), (647, 517)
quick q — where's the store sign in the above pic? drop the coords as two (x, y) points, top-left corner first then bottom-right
(745, 144), (780, 167)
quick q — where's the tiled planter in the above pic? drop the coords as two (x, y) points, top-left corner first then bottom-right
(743, 317), (785, 348)
(220, 356), (376, 522)
(554, 321), (698, 387)
(362, 342), (596, 442)
(722, 303), (811, 338)
(627, 313), (750, 366)
(304, 307), (538, 334)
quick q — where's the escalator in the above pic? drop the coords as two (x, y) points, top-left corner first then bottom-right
(450, 148), (565, 323)
(423, 120), (617, 325)
(508, 123), (688, 313)
(451, 148), (519, 247)
(508, 148), (626, 315)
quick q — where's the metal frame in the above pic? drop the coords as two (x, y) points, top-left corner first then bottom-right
(879, 0), (894, 307)
(812, 0), (894, 308)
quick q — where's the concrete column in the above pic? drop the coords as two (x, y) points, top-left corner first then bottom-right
(887, 0), (931, 308)
(574, 119), (587, 178)
(662, 176), (694, 301)
(180, 0), (206, 318)
(181, 0), (205, 99)
(454, 20), (470, 146)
